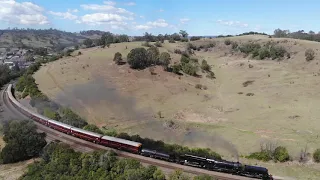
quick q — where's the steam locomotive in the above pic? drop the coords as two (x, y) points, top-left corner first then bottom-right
(6, 84), (273, 179)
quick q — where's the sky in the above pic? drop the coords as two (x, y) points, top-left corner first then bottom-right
(0, 0), (319, 36)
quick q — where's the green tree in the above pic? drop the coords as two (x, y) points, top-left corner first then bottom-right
(179, 30), (189, 38)
(83, 38), (93, 47)
(153, 169), (166, 180)
(60, 108), (88, 128)
(0, 120), (47, 164)
(113, 52), (123, 65)
(44, 108), (61, 120)
(127, 48), (148, 69)
(274, 146), (290, 162)
(159, 52), (171, 70)
(147, 46), (160, 65)
(83, 124), (103, 134)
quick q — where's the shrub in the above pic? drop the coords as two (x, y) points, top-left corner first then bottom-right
(313, 149), (320, 162)
(78, 51), (82, 55)
(174, 49), (182, 54)
(195, 84), (202, 89)
(168, 39), (175, 43)
(154, 41), (162, 47)
(190, 36), (201, 41)
(147, 46), (160, 65)
(305, 48), (315, 61)
(182, 62), (198, 76)
(247, 151), (272, 162)
(239, 43), (261, 55)
(113, 52), (122, 65)
(206, 71), (215, 79)
(258, 47), (270, 59)
(201, 60), (211, 71)
(180, 55), (190, 64)
(274, 146), (290, 162)
(231, 41), (238, 49)
(171, 64), (182, 74)
(181, 38), (189, 42)
(127, 48), (148, 69)
(242, 80), (254, 87)
(159, 52), (171, 70)
(224, 39), (232, 45)
(270, 46), (287, 60)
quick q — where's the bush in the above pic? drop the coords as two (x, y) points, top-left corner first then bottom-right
(201, 60), (211, 71)
(182, 62), (198, 76)
(313, 149), (320, 162)
(180, 55), (190, 64)
(154, 41), (162, 47)
(269, 46), (287, 60)
(127, 48), (148, 69)
(168, 39), (175, 43)
(159, 52), (171, 70)
(274, 146), (290, 162)
(239, 43), (261, 55)
(83, 124), (103, 134)
(171, 64), (182, 74)
(258, 47), (270, 60)
(305, 48), (315, 61)
(147, 46), (160, 65)
(195, 84), (202, 89)
(206, 71), (215, 79)
(78, 51), (82, 55)
(231, 41), (238, 49)
(113, 52), (122, 65)
(190, 36), (201, 41)
(174, 49), (182, 54)
(246, 151), (272, 162)
(224, 39), (232, 45)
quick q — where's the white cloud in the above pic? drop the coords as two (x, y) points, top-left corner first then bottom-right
(135, 19), (169, 30)
(80, 3), (134, 15)
(68, 9), (79, 13)
(180, 18), (190, 24)
(49, 11), (78, 20)
(104, 1), (116, 6)
(216, 19), (248, 28)
(139, 15), (144, 19)
(79, 13), (130, 26)
(124, 2), (136, 6)
(159, 9), (164, 12)
(0, 0), (49, 25)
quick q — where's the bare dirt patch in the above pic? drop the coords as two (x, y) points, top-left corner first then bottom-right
(0, 159), (37, 180)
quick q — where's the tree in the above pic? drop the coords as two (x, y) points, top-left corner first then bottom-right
(169, 170), (190, 180)
(83, 124), (103, 134)
(83, 38), (93, 47)
(113, 52), (123, 65)
(147, 46), (160, 65)
(179, 30), (189, 38)
(159, 52), (171, 71)
(127, 48), (148, 69)
(0, 120), (47, 164)
(153, 169), (166, 180)
(273, 146), (290, 162)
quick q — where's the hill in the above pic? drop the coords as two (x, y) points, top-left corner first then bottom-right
(0, 29), (103, 52)
(32, 35), (320, 179)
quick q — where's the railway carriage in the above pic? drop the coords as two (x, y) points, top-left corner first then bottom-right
(100, 135), (142, 154)
(140, 149), (173, 161)
(47, 120), (72, 134)
(70, 127), (103, 143)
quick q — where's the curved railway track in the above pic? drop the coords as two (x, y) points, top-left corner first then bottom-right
(1, 84), (258, 180)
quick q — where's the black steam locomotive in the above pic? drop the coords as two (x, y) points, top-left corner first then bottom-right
(141, 148), (273, 180)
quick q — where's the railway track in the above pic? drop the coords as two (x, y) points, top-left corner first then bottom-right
(1, 85), (257, 180)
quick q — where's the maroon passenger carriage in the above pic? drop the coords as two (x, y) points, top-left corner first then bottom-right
(6, 84), (142, 154)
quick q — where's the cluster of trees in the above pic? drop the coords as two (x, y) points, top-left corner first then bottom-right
(134, 30), (189, 43)
(223, 40), (290, 60)
(83, 32), (129, 48)
(0, 120), (47, 164)
(21, 141), (216, 180)
(216, 32), (268, 38)
(126, 46), (171, 70)
(0, 64), (23, 89)
(246, 143), (290, 162)
(79, 30), (106, 36)
(274, 29), (320, 42)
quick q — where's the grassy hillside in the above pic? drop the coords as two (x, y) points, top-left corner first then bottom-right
(32, 36), (320, 178)
(0, 29), (103, 51)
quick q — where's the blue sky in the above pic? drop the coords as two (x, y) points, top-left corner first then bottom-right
(0, 0), (319, 36)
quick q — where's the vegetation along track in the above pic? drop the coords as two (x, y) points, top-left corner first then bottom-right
(1, 84), (259, 180)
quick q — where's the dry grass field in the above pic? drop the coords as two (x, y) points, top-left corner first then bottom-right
(33, 35), (320, 178)
(0, 159), (38, 180)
